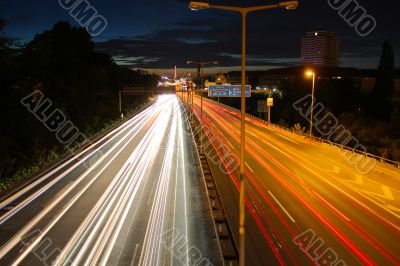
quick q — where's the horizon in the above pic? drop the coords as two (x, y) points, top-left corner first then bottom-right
(136, 63), (393, 77)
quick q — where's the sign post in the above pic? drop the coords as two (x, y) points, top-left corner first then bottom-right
(267, 97), (273, 123)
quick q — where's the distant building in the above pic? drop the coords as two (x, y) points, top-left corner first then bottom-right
(301, 31), (340, 67)
(215, 72), (227, 84)
(226, 72), (249, 85)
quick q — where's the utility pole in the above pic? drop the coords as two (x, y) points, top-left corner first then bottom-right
(306, 71), (316, 137)
(119, 91), (123, 118)
(189, 2), (299, 265)
(187, 60), (219, 152)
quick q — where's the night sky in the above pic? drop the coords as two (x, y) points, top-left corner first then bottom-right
(1, 0), (399, 73)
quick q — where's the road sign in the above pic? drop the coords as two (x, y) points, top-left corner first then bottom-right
(267, 98), (274, 107)
(208, 85), (251, 98)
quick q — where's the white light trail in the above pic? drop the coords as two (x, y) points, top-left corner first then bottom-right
(1, 104), (160, 263)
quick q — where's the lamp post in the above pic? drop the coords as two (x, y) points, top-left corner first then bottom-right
(118, 91), (123, 118)
(187, 60), (219, 152)
(190, 81), (194, 122)
(189, 2), (298, 265)
(267, 92), (273, 123)
(306, 71), (316, 137)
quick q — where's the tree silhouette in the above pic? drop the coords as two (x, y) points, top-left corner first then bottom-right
(0, 20), (159, 190)
(369, 41), (395, 121)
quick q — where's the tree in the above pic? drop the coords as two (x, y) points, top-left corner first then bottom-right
(0, 18), (8, 49)
(369, 41), (395, 121)
(0, 21), (159, 190)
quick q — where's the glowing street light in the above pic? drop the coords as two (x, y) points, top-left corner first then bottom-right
(305, 70), (316, 137)
(189, 1), (210, 11)
(189, 2), (298, 265)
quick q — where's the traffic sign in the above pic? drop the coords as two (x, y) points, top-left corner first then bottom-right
(208, 85), (251, 98)
(267, 98), (274, 107)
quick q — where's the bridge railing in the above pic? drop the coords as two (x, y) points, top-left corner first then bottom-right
(206, 98), (400, 169)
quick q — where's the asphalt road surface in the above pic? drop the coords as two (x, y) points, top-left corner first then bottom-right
(192, 95), (400, 266)
(0, 95), (222, 266)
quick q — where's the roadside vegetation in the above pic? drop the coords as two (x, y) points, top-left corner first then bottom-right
(0, 20), (159, 192)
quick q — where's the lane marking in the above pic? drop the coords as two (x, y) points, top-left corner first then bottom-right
(226, 140), (234, 149)
(147, 180), (158, 206)
(130, 244), (139, 266)
(268, 191), (296, 223)
(276, 133), (299, 145)
(245, 162), (254, 173)
(262, 140), (291, 158)
(361, 185), (395, 201)
(346, 174), (363, 185)
(312, 191), (351, 222)
(248, 132), (257, 138)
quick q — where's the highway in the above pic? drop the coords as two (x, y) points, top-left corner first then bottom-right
(0, 95), (222, 266)
(192, 95), (400, 265)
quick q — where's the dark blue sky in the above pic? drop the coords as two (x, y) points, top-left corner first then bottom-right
(1, 0), (399, 72)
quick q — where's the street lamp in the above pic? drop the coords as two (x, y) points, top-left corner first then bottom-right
(187, 60), (219, 152)
(306, 70), (316, 137)
(189, 2), (298, 265)
(189, 1), (210, 11)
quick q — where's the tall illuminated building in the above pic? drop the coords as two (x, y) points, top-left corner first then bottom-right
(301, 30), (340, 67)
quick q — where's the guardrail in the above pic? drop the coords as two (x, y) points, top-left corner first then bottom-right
(205, 98), (400, 170)
(179, 97), (239, 265)
(0, 99), (156, 202)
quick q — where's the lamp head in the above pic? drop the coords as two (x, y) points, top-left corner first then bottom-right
(278, 1), (299, 10)
(306, 71), (314, 77)
(189, 1), (210, 11)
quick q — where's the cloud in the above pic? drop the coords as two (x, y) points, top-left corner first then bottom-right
(112, 55), (162, 66)
(95, 0), (400, 70)
(177, 38), (218, 44)
(95, 14), (303, 69)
